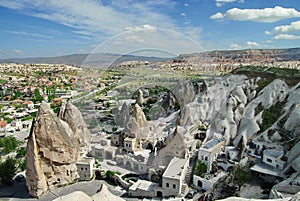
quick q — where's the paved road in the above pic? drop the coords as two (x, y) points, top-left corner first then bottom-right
(71, 89), (100, 103)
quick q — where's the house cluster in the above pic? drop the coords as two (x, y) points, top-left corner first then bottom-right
(247, 135), (298, 182)
(0, 63), (81, 137)
(88, 100), (241, 199)
(89, 105), (299, 200)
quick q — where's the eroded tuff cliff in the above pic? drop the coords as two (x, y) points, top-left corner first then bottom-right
(124, 103), (148, 138)
(26, 101), (90, 198)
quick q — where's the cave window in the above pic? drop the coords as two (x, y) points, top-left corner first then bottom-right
(173, 184), (176, 189)
(166, 183), (169, 188)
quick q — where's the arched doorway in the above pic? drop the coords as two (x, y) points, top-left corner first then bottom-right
(198, 180), (203, 188)
(157, 191), (163, 197)
(146, 143), (154, 152)
(95, 170), (101, 180)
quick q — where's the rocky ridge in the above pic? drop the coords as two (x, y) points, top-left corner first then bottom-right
(26, 101), (90, 198)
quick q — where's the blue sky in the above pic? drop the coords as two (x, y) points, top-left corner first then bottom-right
(0, 0), (300, 58)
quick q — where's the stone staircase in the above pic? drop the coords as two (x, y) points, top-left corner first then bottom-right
(181, 150), (198, 196)
(181, 182), (188, 196)
(185, 150), (198, 185)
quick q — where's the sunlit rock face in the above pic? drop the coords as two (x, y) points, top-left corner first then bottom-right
(26, 101), (90, 198)
(58, 100), (91, 153)
(124, 103), (148, 138)
(173, 75), (299, 150)
(115, 102), (131, 127)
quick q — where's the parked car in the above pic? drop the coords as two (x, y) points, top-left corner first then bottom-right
(15, 174), (26, 182)
(185, 189), (197, 199)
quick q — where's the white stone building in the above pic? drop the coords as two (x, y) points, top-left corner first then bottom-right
(128, 180), (159, 198)
(262, 149), (286, 170)
(76, 157), (95, 180)
(91, 144), (118, 160)
(123, 137), (137, 152)
(161, 157), (188, 197)
(198, 137), (225, 173)
(193, 171), (226, 191)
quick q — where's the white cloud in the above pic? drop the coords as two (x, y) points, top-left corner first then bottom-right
(184, 3), (189, 7)
(246, 41), (261, 47)
(229, 41), (262, 49)
(210, 6), (300, 22)
(13, 49), (23, 54)
(215, 0), (244, 7)
(273, 21), (300, 33)
(210, 12), (224, 19)
(125, 24), (157, 32)
(125, 36), (144, 43)
(273, 34), (300, 40)
(0, 1), (24, 9)
(0, 0), (196, 40)
(181, 13), (186, 17)
(265, 31), (272, 35)
(229, 44), (241, 49)
(6, 30), (53, 39)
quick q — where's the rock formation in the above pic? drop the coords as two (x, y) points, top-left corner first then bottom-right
(153, 127), (187, 166)
(26, 101), (90, 198)
(173, 79), (195, 109)
(124, 104), (148, 138)
(58, 100), (91, 154)
(115, 102), (131, 127)
(52, 184), (125, 201)
(136, 89), (144, 106)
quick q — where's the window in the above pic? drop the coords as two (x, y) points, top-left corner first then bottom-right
(205, 156), (208, 161)
(81, 167), (83, 170)
(173, 184), (176, 189)
(166, 183), (169, 188)
(85, 168), (88, 170)
(266, 158), (272, 163)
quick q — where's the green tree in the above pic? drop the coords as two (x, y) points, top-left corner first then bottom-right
(33, 88), (43, 103)
(194, 160), (207, 177)
(0, 157), (18, 183)
(230, 165), (252, 190)
(0, 136), (20, 154)
(18, 158), (27, 171)
(16, 147), (27, 158)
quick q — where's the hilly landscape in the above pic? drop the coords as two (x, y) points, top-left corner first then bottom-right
(0, 53), (172, 67)
(0, 48), (299, 68)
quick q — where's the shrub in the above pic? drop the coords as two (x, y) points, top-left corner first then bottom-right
(0, 157), (18, 183)
(0, 136), (20, 154)
(194, 160), (207, 177)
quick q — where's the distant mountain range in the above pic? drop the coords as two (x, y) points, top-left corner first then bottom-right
(177, 48), (300, 63)
(1, 48), (299, 67)
(0, 53), (172, 67)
